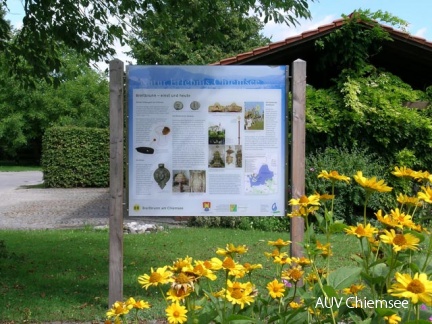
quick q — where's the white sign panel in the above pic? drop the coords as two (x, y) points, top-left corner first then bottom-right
(127, 65), (286, 216)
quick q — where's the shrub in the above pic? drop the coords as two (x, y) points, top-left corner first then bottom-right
(306, 146), (393, 224)
(41, 126), (109, 188)
(306, 67), (432, 171)
(188, 216), (290, 232)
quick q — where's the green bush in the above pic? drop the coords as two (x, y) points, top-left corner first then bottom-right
(41, 126), (109, 188)
(306, 67), (432, 171)
(306, 146), (394, 225)
(188, 216), (290, 232)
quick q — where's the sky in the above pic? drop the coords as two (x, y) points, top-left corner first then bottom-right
(4, 0), (432, 70)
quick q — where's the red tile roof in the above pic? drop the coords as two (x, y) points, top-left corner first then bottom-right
(212, 17), (432, 66)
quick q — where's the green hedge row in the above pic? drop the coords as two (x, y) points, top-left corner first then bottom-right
(41, 126), (109, 188)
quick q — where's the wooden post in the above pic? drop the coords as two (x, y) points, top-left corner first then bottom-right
(109, 59), (124, 306)
(290, 59), (306, 258)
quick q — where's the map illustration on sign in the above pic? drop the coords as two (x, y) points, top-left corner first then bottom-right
(245, 157), (278, 194)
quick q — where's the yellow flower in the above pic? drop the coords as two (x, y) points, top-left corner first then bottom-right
(212, 289), (225, 298)
(315, 192), (335, 202)
(204, 258), (223, 271)
(243, 262), (262, 274)
(342, 283), (365, 295)
(216, 243), (248, 256)
(345, 223), (378, 238)
(388, 272), (432, 305)
(225, 280), (255, 309)
(418, 186), (432, 204)
(289, 301), (303, 309)
(166, 287), (192, 302)
(384, 313), (402, 324)
(318, 170), (351, 183)
(397, 193), (422, 208)
(289, 194), (321, 207)
(166, 302), (188, 324)
(288, 206), (319, 218)
(106, 301), (133, 319)
(281, 266), (304, 283)
(375, 210), (401, 228)
(267, 279), (285, 299)
(391, 166), (417, 179)
(305, 272), (319, 284)
(291, 256), (312, 267)
(264, 248), (280, 259)
(138, 266), (173, 289)
(221, 256), (237, 270)
(388, 208), (415, 229)
(316, 267), (328, 278)
(273, 253), (292, 265)
(125, 297), (150, 309)
(169, 256), (193, 272)
(268, 238), (291, 249)
(192, 261), (217, 281)
(353, 171), (392, 193)
(379, 229), (420, 252)
(211, 257), (245, 278)
(414, 170), (431, 182)
(171, 272), (195, 292)
(316, 240), (332, 258)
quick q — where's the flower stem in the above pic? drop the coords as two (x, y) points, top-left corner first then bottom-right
(363, 191), (372, 226)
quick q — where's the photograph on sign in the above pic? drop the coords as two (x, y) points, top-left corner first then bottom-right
(127, 65), (286, 216)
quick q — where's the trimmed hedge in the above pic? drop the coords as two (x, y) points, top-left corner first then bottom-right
(42, 126), (109, 188)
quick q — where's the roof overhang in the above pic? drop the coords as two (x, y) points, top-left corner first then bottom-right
(213, 19), (432, 90)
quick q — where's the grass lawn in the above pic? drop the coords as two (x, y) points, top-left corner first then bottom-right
(0, 165), (42, 172)
(0, 227), (357, 323)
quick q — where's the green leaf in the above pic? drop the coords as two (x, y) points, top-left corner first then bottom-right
(327, 266), (362, 289)
(322, 285), (338, 298)
(329, 222), (348, 234)
(226, 314), (256, 323)
(374, 307), (397, 316)
(370, 263), (389, 278)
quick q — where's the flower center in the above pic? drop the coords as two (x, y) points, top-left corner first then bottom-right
(176, 273), (190, 284)
(149, 272), (162, 283)
(393, 234), (407, 246)
(231, 289), (243, 299)
(203, 260), (212, 269)
(299, 196), (309, 205)
(287, 268), (303, 282)
(407, 279), (425, 294)
(355, 226), (366, 235)
(222, 257), (236, 269)
(272, 286), (280, 293)
(173, 310), (180, 317)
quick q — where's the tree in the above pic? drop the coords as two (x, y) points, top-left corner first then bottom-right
(0, 0), (315, 82)
(129, 1), (270, 65)
(0, 50), (109, 162)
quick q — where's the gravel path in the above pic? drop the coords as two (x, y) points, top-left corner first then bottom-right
(0, 172), (182, 230)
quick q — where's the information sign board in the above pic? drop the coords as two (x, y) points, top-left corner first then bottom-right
(127, 65), (286, 216)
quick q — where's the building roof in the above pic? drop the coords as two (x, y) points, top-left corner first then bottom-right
(212, 18), (432, 90)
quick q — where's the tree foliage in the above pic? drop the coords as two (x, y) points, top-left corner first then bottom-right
(1, 0), (314, 82)
(315, 9), (408, 74)
(129, 1), (271, 65)
(308, 10), (432, 171)
(0, 51), (109, 162)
